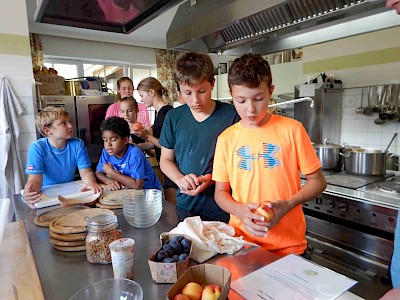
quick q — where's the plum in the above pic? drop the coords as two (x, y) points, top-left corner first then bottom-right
(181, 238), (192, 254)
(172, 255), (179, 262)
(163, 257), (175, 263)
(162, 244), (174, 256)
(156, 249), (168, 262)
(178, 253), (188, 261)
(169, 240), (182, 254)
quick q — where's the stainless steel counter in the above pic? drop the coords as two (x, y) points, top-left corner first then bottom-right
(13, 195), (363, 300)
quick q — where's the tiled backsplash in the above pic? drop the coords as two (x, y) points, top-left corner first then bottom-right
(341, 88), (399, 154)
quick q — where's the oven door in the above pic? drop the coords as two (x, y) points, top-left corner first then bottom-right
(75, 95), (115, 164)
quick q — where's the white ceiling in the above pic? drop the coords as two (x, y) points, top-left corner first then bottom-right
(25, 1), (182, 49)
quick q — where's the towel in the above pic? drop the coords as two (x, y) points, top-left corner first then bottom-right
(169, 216), (256, 263)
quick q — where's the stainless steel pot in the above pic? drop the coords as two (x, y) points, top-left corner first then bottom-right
(314, 143), (343, 170)
(387, 153), (399, 171)
(341, 148), (387, 176)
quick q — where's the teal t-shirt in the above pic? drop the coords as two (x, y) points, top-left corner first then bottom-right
(159, 101), (240, 222)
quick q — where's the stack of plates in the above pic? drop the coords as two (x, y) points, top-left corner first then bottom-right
(95, 189), (133, 210)
(122, 189), (163, 228)
(48, 208), (114, 252)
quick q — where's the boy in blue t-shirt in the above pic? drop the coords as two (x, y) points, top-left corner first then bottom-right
(24, 106), (102, 205)
(95, 116), (161, 191)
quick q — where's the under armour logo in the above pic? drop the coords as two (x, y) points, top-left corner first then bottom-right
(236, 143), (281, 170)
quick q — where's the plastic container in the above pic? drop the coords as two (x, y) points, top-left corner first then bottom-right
(122, 189), (163, 228)
(85, 214), (121, 264)
(69, 278), (143, 300)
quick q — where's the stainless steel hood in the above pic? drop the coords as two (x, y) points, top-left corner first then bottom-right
(34, 0), (184, 34)
(167, 0), (395, 55)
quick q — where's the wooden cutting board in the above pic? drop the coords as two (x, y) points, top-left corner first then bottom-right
(34, 206), (89, 227)
(99, 189), (133, 205)
(49, 230), (86, 242)
(95, 202), (122, 210)
(52, 244), (86, 252)
(49, 237), (86, 247)
(49, 208), (114, 234)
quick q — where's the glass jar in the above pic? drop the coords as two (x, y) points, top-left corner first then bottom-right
(85, 214), (121, 264)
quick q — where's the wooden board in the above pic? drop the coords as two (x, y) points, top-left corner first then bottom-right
(0, 221), (45, 300)
(49, 230), (86, 242)
(34, 206), (89, 227)
(49, 237), (85, 247)
(95, 202), (122, 210)
(49, 208), (114, 234)
(52, 244), (86, 252)
(99, 189), (134, 205)
(58, 192), (101, 207)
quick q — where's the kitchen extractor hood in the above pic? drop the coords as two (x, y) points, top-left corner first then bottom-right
(167, 0), (398, 55)
(34, 0), (184, 34)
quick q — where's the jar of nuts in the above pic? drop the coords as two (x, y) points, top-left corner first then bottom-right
(85, 214), (121, 264)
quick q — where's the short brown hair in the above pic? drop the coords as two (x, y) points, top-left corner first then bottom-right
(174, 52), (215, 86)
(228, 54), (272, 91)
(35, 106), (70, 136)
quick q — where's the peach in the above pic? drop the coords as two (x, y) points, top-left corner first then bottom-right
(254, 205), (275, 223)
(174, 294), (191, 300)
(132, 122), (143, 131)
(201, 284), (222, 300)
(182, 282), (203, 300)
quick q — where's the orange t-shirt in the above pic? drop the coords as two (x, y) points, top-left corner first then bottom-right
(212, 115), (321, 255)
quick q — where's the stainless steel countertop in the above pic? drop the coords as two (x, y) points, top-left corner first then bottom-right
(13, 195), (363, 300)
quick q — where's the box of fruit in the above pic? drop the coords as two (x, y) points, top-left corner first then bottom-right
(166, 264), (231, 300)
(148, 234), (193, 283)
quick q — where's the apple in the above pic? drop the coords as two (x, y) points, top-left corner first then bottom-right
(253, 205), (275, 223)
(132, 122), (143, 131)
(182, 282), (203, 300)
(201, 284), (222, 300)
(173, 294), (191, 300)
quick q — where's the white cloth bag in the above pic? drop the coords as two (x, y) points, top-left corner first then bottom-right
(169, 216), (254, 263)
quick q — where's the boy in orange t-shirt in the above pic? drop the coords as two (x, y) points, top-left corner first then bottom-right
(212, 54), (327, 256)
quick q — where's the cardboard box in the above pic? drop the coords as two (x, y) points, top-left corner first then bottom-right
(148, 234), (192, 283)
(166, 264), (231, 300)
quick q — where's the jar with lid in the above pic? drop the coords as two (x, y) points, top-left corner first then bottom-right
(85, 214), (121, 264)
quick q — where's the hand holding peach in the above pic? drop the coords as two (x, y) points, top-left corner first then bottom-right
(253, 204), (275, 223)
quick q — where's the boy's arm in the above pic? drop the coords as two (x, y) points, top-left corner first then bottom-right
(102, 163), (144, 190)
(267, 169), (327, 228)
(95, 170), (123, 191)
(78, 168), (103, 193)
(160, 147), (184, 187)
(23, 174), (43, 205)
(215, 181), (269, 237)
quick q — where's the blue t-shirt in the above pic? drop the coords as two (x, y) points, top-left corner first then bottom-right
(25, 137), (92, 186)
(159, 100), (240, 222)
(392, 210), (400, 288)
(96, 144), (161, 190)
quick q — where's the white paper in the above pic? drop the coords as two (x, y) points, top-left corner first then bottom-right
(231, 254), (357, 300)
(21, 180), (87, 209)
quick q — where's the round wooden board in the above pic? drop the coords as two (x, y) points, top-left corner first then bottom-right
(52, 244), (86, 252)
(95, 202), (122, 210)
(99, 189), (133, 205)
(58, 192), (100, 207)
(34, 206), (89, 227)
(49, 230), (86, 242)
(50, 237), (86, 247)
(49, 208), (114, 234)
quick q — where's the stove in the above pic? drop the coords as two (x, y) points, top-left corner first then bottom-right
(302, 170), (399, 299)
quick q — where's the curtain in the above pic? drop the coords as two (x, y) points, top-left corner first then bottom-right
(30, 33), (44, 68)
(155, 49), (180, 105)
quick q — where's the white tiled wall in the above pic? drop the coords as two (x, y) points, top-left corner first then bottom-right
(341, 88), (399, 154)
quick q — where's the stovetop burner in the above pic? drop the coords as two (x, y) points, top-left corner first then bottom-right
(324, 172), (393, 190)
(377, 177), (400, 194)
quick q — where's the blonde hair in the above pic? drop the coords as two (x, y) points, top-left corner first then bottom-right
(35, 106), (70, 136)
(137, 77), (171, 105)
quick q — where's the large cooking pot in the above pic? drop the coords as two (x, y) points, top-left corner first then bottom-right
(314, 142), (343, 170)
(341, 148), (387, 176)
(387, 153), (399, 171)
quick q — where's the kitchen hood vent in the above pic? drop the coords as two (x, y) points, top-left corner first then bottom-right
(34, 0), (184, 34)
(167, 0), (391, 55)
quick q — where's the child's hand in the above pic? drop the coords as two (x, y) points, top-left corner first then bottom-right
(178, 174), (213, 196)
(104, 180), (123, 191)
(264, 199), (291, 229)
(102, 162), (115, 175)
(82, 183), (103, 194)
(239, 203), (270, 237)
(24, 183), (41, 206)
